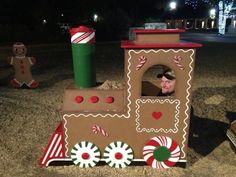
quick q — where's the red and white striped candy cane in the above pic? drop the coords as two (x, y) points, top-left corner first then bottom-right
(136, 55), (147, 70)
(71, 32), (95, 44)
(92, 125), (109, 137)
(173, 55), (184, 70)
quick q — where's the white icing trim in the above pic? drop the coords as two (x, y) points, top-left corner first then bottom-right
(10, 57), (14, 65)
(28, 57), (33, 65)
(182, 49), (194, 159)
(15, 56), (26, 59)
(135, 99), (180, 133)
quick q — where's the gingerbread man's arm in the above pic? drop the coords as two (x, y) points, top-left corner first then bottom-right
(7, 56), (13, 65)
(28, 57), (36, 65)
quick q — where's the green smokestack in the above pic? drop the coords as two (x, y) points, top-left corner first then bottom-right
(70, 26), (96, 88)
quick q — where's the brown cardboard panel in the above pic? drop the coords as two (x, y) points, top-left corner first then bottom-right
(62, 88), (126, 113)
(136, 98), (180, 132)
(63, 115), (187, 159)
(135, 34), (180, 44)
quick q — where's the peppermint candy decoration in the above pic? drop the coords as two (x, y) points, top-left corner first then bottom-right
(71, 32), (95, 44)
(173, 55), (184, 70)
(103, 141), (134, 168)
(71, 141), (100, 168)
(143, 136), (180, 169)
(136, 55), (147, 70)
(92, 125), (109, 137)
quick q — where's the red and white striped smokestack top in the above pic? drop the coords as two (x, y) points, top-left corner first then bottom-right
(70, 25), (95, 44)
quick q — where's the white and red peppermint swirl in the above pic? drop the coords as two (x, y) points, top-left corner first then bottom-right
(143, 136), (181, 169)
(71, 32), (95, 44)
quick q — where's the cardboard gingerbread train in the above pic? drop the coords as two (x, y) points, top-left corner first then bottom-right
(39, 26), (202, 169)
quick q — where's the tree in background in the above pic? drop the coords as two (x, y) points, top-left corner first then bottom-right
(185, 0), (235, 35)
(218, 0), (235, 35)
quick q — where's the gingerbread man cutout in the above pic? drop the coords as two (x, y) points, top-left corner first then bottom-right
(7, 42), (39, 88)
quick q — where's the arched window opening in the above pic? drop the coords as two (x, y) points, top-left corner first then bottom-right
(142, 65), (176, 97)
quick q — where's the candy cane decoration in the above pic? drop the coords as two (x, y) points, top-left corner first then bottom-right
(173, 55), (184, 70)
(136, 55), (147, 70)
(92, 125), (109, 137)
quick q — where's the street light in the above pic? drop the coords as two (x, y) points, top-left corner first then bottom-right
(93, 14), (98, 22)
(209, 8), (216, 29)
(169, 1), (177, 10)
(209, 8), (216, 19)
(42, 19), (47, 25)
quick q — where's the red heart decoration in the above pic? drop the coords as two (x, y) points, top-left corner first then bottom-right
(152, 112), (162, 120)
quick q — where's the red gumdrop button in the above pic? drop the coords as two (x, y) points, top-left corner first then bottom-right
(90, 96), (99, 103)
(75, 96), (84, 103)
(81, 153), (90, 160)
(115, 152), (123, 160)
(106, 96), (114, 103)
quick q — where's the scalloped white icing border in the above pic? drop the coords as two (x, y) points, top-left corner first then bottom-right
(135, 99), (180, 133)
(63, 49), (194, 159)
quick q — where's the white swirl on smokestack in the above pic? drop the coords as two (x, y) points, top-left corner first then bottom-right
(71, 32), (95, 44)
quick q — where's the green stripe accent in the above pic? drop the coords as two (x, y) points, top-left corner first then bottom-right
(114, 141), (118, 147)
(127, 152), (133, 155)
(78, 143), (82, 148)
(127, 158), (132, 162)
(107, 161), (111, 165)
(93, 160), (98, 164)
(85, 141), (89, 147)
(107, 145), (112, 150)
(72, 158), (78, 162)
(124, 162), (129, 166)
(119, 164), (122, 168)
(121, 142), (124, 148)
(94, 149), (99, 153)
(125, 146), (130, 151)
(104, 150), (109, 154)
(72, 147), (78, 151)
(71, 152), (77, 156)
(91, 144), (95, 149)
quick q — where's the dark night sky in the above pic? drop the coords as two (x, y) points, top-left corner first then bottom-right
(0, 0), (212, 25)
(0, 0), (214, 42)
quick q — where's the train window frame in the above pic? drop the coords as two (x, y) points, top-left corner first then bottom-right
(141, 65), (176, 98)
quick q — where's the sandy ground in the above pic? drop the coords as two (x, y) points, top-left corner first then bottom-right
(0, 41), (236, 177)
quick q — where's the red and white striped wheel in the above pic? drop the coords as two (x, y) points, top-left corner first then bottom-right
(143, 136), (180, 169)
(71, 141), (100, 168)
(103, 141), (134, 168)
